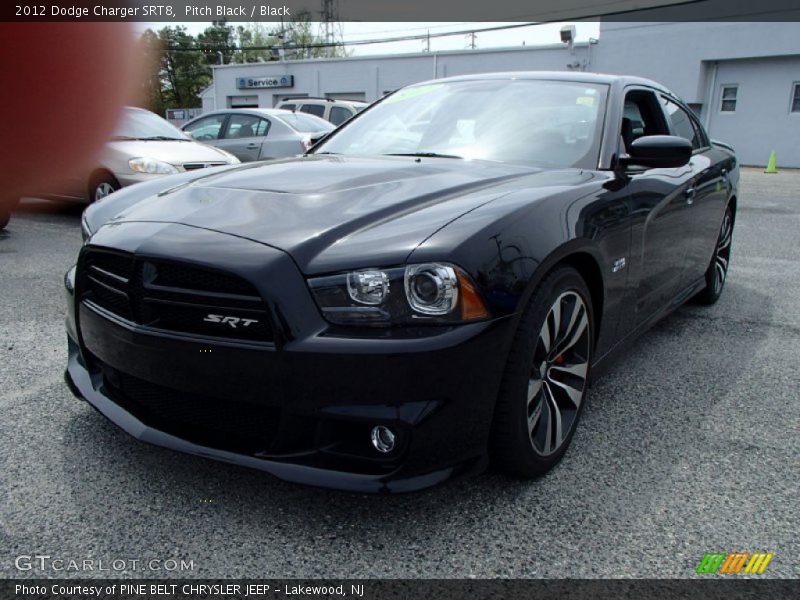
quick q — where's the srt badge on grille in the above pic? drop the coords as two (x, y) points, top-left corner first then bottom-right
(203, 314), (259, 328)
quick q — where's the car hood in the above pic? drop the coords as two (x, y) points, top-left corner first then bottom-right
(96, 155), (574, 273)
(107, 139), (233, 165)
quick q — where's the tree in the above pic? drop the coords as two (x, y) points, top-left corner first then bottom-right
(136, 26), (211, 114)
(236, 23), (279, 63)
(197, 20), (237, 65)
(271, 11), (349, 60)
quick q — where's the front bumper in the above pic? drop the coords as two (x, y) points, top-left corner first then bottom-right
(65, 226), (514, 492)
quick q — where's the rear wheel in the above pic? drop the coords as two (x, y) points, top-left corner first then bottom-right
(490, 266), (593, 478)
(89, 172), (120, 203)
(695, 205), (733, 305)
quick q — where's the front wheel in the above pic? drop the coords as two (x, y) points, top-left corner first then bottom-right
(694, 205), (733, 305)
(490, 266), (593, 478)
(89, 172), (120, 203)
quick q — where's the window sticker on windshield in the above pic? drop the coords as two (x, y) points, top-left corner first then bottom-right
(385, 84), (444, 104)
(576, 96), (595, 107)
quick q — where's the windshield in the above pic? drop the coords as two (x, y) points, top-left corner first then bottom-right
(314, 79), (608, 168)
(113, 108), (189, 140)
(276, 112), (335, 133)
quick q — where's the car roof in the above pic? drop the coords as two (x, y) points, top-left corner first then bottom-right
(411, 71), (672, 93)
(183, 107), (335, 129)
(196, 108), (297, 118)
(278, 98), (367, 106)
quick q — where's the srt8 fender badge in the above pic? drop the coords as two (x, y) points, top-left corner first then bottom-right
(203, 314), (259, 328)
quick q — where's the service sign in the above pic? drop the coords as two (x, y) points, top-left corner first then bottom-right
(237, 76), (294, 89)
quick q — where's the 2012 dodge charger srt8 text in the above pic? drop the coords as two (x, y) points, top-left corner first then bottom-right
(65, 73), (738, 492)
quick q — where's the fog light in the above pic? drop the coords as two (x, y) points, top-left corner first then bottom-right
(370, 426), (396, 453)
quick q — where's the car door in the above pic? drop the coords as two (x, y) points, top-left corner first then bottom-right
(182, 114), (228, 148)
(215, 113), (270, 162)
(660, 95), (729, 287)
(620, 88), (697, 326)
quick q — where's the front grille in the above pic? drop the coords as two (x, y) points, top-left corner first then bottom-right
(104, 368), (281, 454)
(182, 162), (227, 171)
(80, 248), (273, 342)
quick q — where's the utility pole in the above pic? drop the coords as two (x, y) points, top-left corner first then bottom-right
(467, 31), (477, 50)
(424, 29), (430, 52)
(320, 0), (342, 58)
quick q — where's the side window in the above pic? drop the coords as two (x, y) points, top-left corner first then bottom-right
(720, 85), (738, 112)
(329, 106), (352, 126)
(183, 115), (226, 141)
(791, 83), (800, 113)
(662, 97), (706, 150)
(280, 103), (295, 111)
(620, 90), (669, 153)
(225, 114), (270, 139)
(299, 104), (325, 118)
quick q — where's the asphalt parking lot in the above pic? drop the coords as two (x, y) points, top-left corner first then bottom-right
(0, 167), (798, 579)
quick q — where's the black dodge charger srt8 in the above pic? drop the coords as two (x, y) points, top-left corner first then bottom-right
(65, 72), (738, 492)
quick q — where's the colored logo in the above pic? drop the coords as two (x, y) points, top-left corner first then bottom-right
(696, 552), (774, 574)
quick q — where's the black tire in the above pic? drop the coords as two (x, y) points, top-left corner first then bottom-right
(490, 266), (594, 478)
(694, 205), (733, 305)
(89, 172), (120, 203)
(0, 209), (9, 230)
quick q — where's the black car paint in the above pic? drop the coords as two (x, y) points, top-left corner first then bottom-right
(67, 73), (738, 492)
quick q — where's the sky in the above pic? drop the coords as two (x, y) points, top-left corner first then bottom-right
(134, 21), (600, 56)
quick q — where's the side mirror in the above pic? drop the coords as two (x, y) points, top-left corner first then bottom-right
(620, 135), (692, 169)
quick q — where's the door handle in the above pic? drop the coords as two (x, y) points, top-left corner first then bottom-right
(685, 188), (696, 205)
(246, 143), (259, 149)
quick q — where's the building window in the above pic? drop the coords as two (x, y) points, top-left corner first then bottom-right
(792, 83), (800, 113)
(720, 85), (738, 112)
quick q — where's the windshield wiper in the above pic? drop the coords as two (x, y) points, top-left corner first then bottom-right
(140, 136), (189, 141)
(384, 152), (463, 159)
(110, 135), (138, 140)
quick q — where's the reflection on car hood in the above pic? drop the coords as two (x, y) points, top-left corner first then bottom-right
(99, 155), (579, 273)
(107, 139), (233, 164)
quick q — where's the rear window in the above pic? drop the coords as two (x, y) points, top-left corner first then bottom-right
(299, 104), (326, 118)
(329, 106), (353, 126)
(277, 113), (334, 133)
(279, 103), (295, 111)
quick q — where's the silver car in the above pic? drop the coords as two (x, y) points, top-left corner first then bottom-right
(181, 108), (334, 162)
(27, 107), (240, 205)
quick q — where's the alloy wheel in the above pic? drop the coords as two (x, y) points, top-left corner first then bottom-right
(713, 210), (733, 294)
(527, 291), (591, 456)
(94, 182), (117, 202)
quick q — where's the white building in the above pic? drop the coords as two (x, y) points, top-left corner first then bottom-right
(207, 22), (800, 167)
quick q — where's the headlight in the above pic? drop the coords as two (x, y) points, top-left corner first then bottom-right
(309, 262), (489, 326)
(405, 264), (458, 315)
(128, 157), (179, 174)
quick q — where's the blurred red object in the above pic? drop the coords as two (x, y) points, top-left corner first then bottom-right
(0, 23), (139, 204)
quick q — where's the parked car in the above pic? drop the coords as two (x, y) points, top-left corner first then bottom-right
(276, 97), (368, 125)
(67, 72), (738, 492)
(19, 107), (239, 208)
(182, 109), (334, 162)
